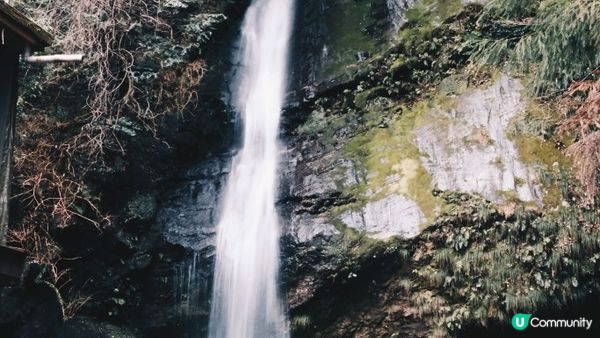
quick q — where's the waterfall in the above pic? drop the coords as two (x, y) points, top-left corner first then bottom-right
(208, 0), (294, 337)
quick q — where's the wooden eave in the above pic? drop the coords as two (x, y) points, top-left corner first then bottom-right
(0, 2), (52, 51)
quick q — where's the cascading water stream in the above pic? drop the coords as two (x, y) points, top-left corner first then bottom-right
(208, 0), (294, 337)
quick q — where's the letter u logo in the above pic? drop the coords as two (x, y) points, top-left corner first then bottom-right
(512, 314), (532, 331)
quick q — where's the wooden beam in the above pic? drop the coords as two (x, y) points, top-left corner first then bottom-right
(24, 53), (84, 63)
(0, 2), (52, 48)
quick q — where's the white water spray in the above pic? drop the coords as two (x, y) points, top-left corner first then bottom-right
(208, 0), (294, 337)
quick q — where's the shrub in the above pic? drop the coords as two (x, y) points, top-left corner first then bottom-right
(558, 75), (600, 202)
(470, 0), (600, 96)
(8, 0), (212, 315)
(411, 194), (600, 336)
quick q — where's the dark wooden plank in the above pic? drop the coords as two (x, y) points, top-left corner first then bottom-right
(0, 245), (26, 285)
(0, 52), (18, 245)
(0, 2), (52, 49)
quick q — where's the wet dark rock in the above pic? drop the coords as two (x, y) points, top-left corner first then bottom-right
(293, 192), (356, 215)
(157, 155), (230, 254)
(124, 194), (158, 223)
(290, 0), (327, 96)
(127, 253), (153, 271)
(280, 232), (426, 338)
(0, 264), (65, 338)
(278, 144), (357, 243)
(111, 229), (138, 252)
(57, 317), (136, 338)
(289, 0), (397, 104)
(1, 1), (532, 338)
(5, 1), (250, 336)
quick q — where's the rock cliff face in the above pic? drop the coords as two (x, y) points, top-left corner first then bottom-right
(414, 75), (541, 204)
(156, 1), (571, 337)
(274, 1), (583, 337)
(290, 0), (399, 96)
(159, 156), (230, 253)
(151, 1), (416, 336)
(3, 0), (599, 337)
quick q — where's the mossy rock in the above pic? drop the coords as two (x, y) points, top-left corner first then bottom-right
(353, 86), (387, 109)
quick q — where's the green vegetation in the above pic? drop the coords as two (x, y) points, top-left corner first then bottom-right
(296, 104), (360, 146)
(395, 0), (463, 57)
(403, 0), (462, 31)
(321, 0), (467, 79)
(478, 0), (539, 19)
(507, 102), (572, 206)
(410, 192), (600, 337)
(322, 0), (381, 77)
(470, 0), (600, 95)
(293, 1), (600, 337)
(9, 0), (226, 321)
(557, 76), (600, 203)
(342, 98), (450, 223)
(297, 1), (482, 147)
(290, 315), (312, 331)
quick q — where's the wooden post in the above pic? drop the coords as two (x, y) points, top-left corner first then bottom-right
(0, 0), (53, 285)
(0, 49), (17, 245)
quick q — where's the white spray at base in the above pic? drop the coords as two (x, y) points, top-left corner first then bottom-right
(208, 0), (294, 337)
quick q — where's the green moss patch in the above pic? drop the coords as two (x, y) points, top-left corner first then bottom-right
(397, 0), (463, 43)
(341, 97), (452, 225)
(508, 102), (573, 207)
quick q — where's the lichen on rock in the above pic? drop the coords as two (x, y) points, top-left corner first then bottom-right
(415, 75), (542, 204)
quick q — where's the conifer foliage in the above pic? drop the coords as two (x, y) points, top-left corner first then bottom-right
(471, 0), (600, 96)
(559, 74), (600, 202)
